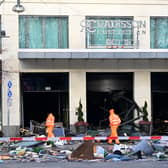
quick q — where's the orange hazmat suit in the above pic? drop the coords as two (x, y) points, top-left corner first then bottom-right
(108, 109), (121, 144)
(46, 113), (55, 137)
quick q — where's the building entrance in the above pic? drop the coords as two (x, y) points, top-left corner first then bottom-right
(151, 72), (168, 135)
(20, 73), (69, 128)
(86, 72), (133, 129)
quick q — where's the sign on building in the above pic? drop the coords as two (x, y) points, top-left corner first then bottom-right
(80, 17), (146, 48)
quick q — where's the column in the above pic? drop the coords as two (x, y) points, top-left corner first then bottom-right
(69, 15), (85, 48)
(69, 71), (86, 129)
(134, 16), (150, 49)
(1, 11), (20, 136)
(134, 71), (151, 121)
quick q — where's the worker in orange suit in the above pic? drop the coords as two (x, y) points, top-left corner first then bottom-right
(45, 113), (55, 137)
(108, 108), (121, 144)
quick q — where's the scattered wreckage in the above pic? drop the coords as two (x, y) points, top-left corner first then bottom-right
(1, 132), (168, 164)
(1, 92), (168, 164)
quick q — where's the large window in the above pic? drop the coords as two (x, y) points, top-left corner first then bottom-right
(19, 16), (68, 48)
(86, 16), (133, 49)
(150, 17), (168, 49)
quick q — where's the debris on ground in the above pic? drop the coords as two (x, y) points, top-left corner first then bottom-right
(70, 141), (95, 160)
(1, 132), (168, 163)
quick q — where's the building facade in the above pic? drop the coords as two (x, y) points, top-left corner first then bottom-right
(1, 0), (168, 136)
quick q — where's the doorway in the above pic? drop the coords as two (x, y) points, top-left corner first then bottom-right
(151, 72), (168, 135)
(21, 73), (69, 128)
(86, 72), (133, 128)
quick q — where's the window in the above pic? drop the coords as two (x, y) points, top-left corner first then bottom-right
(150, 17), (168, 49)
(19, 16), (68, 48)
(86, 16), (133, 49)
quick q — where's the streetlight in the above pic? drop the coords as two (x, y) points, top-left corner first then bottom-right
(12, 0), (25, 13)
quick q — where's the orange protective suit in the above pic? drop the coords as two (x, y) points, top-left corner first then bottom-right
(45, 113), (55, 137)
(108, 109), (121, 144)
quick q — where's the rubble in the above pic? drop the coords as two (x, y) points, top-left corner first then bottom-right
(132, 140), (154, 156)
(70, 141), (95, 160)
(1, 133), (168, 163)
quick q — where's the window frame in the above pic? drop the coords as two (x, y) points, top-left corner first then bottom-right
(19, 15), (69, 49)
(150, 16), (168, 49)
(85, 16), (134, 49)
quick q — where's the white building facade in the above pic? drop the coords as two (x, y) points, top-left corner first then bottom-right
(0, 0), (168, 136)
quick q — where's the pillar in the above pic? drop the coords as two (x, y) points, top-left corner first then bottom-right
(134, 16), (150, 49)
(69, 71), (86, 131)
(1, 10), (20, 136)
(69, 15), (85, 48)
(134, 71), (151, 121)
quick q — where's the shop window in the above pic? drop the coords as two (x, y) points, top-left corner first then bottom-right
(19, 16), (68, 48)
(150, 17), (168, 48)
(86, 16), (133, 49)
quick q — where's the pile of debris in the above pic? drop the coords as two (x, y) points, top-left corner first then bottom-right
(1, 137), (168, 164)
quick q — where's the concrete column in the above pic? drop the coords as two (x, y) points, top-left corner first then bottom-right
(134, 16), (150, 49)
(1, 12), (20, 136)
(69, 71), (86, 128)
(69, 15), (85, 48)
(134, 71), (151, 121)
(2, 72), (20, 137)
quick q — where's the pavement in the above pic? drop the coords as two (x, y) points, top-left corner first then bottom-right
(1, 159), (168, 168)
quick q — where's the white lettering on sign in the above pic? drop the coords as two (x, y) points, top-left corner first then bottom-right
(80, 19), (146, 33)
(81, 19), (146, 48)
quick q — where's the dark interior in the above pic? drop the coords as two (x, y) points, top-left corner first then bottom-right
(86, 72), (133, 129)
(20, 72), (168, 134)
(151, 72), (168, 135)
(21, 73), (69, 128)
